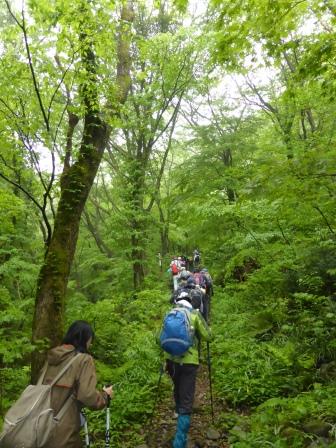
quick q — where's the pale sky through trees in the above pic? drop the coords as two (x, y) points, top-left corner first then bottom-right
(4, 0), (316, 171)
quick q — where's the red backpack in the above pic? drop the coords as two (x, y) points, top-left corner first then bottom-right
(171, 263), (179, 275)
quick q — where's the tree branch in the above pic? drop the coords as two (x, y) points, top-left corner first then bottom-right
(146, 96), (182, 212)
(5, 1), (51, 132)
(83, 209), (114, 258)
(313, 205), (335, 234)
(277, 218), (291, 245)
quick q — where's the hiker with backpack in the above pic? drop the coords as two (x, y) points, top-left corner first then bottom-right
(201, 268), (214, 320)
(201, 268), (214, 297)
(170, 257), (182, 291)
(0, 320), (113, 448)
(182, 255), (191, 271)
(187, 276), (209, 320)
(192, 268), (207, 290)
(45, 320), (113, 447)
(178, 269), (192, 287)
(193, 249), (201, 268)
(160, 293), (213, 448)
(170, 271), (192, 305)
(193, 268), (212, 322)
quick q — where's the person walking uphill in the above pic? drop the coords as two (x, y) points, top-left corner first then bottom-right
(161, 296), (213, 448)
(41, 320), (112, 448)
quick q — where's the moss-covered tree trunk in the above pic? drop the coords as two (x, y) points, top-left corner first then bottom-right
(31, 116), (108, 381)
(31, 1), (133, 382)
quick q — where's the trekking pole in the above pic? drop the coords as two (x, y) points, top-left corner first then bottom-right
(105, 394), (111, 448)
(82, 411), (90, 447)
(206, 342), (215, 424)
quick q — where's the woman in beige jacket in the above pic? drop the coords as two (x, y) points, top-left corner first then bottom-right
(41, 320), (112, 447)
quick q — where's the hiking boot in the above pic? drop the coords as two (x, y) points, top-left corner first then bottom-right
(172, 414), (190, 448)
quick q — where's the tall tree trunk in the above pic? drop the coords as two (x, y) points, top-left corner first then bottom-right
(32, 116), (109, 381)
(157, 199), (169, 257)
(130, 159), (146, 290)
(160, 225), (169, 257)
(31, 1), (133, 381)
(131, 232), (146, 289)
(222, 148), (236, 202)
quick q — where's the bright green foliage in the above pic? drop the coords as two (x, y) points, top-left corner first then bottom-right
(1, 0), (336, 446)
(77, 6), (206, 290)
(211, 0), (336, 70)
(0, 183), (42, 420)
(226, 384), (336, 447)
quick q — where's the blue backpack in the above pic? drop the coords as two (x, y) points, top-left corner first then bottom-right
(160, 307), (194, 356)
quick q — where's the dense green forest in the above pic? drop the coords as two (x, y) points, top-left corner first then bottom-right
(0, 0), (335, 446)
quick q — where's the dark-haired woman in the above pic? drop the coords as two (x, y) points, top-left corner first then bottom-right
(40, 320), (112, 448)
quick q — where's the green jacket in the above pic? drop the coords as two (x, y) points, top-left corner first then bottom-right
(164, 303), (213, 365)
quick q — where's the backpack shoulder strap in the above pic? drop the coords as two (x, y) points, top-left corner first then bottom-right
(37, 363), (49, 386)
(174, 306), (192, 325)
(37, 353), (81, 387)
(50, 353), (81, 387)
(54, 354), (85, 420)
(55, 393), (75, 421)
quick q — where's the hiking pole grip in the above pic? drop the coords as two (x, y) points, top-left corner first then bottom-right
(207, 342), (215, 424)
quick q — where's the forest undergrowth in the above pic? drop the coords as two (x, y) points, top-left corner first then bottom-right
(209, 287), (336, 448)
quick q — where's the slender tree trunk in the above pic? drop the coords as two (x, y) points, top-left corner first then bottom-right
(222, 148), (236, 202)
(131, 232), (146, 289)
(31, 115), (109, 381)
(130, 159), (146, 289)
(157, 199), (169, 256)
(160, 226), (169, 257)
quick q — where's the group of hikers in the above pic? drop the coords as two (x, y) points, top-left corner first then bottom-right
(163, 252), (214, 447)
(0, 250), (214, 448)
(169, 250), (201, 279)
(169, 251), (213, 319)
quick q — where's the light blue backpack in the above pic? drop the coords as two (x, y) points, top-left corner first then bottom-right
(160, 307), (194, 356)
